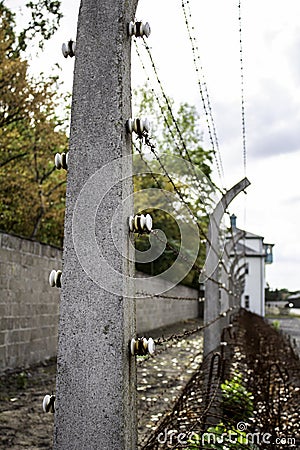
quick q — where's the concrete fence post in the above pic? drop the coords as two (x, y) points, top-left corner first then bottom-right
(220, 230), (244, 325)
(203, 178), (250, 357)
(53, 1), (139, 449)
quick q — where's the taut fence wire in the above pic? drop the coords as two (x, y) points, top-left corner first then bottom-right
(138, 310), (300, 449)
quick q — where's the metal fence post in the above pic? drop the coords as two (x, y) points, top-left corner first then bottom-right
(53, 1), (139, 449)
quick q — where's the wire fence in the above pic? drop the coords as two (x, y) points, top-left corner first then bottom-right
(137, 309), (300, 449)
(132, 5), (277, 447)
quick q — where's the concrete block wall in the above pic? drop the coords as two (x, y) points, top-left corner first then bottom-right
(136, 274), (200, 333)
(0, 232), (62, 371)
(0, 232), (200, 371)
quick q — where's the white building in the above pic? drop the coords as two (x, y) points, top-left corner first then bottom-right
(229, 214), (274, 316)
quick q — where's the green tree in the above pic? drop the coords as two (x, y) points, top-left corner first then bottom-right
(133, 85), (215, 287)
(0, 3), (68, 246)
(8, 0), (63, 52)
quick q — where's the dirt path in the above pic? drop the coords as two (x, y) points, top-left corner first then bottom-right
(0, 319), (203, 449)
(0, 360), (57, 449)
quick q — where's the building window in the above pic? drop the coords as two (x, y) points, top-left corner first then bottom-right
(245, 295), (250, 309)
(264, 243), (274, 264)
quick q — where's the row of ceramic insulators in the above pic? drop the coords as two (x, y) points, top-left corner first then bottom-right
(54, 152), (68, 170)
(42, 336), (155, 413)
(54, 117), (150, 171)
(54, 118), (150, 170)
(62, 21), (150, 59)
(59, 21), (151, 171)
(49, 213), (152, 284)
(47, 21), (153, 415)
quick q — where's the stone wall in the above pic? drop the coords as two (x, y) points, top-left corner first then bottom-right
(0, 233), (62, 371)
(0, 232), (200, 371)
(136, 273), (200, 333)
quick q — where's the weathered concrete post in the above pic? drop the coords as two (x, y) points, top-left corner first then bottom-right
(232, 259), (248, 307)
(220, 230), (244, 326)
(53, 1), (138, 449)
(203, 178), (250, 356)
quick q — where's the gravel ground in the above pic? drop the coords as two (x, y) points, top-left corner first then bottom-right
(0, 360), (57, 449)
(0, 319), (203, 449)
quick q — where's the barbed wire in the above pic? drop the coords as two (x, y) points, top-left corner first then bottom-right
(133, 139), (248, 317)
(151, 228), (232, 291)
(181, 0), (224, 184)
(238, 0), (247, 175)
(137, 348), (203, 438)
(133, 41), (184, 158)
(141, 348), (225, 449)
(137, 37), (225, 198)
(134, 37), (237, 282)
(156, 306), (237, 346)
(141, 38), (192, 161)
(237, 0), (248, 285)
(133, 7), (248, 299)
(135, 135), (232, 275)
(181, 0), (248, 276)
(136, 306), (239, 368)
(133, 142), (243, 301)
(136, 290), (201, 302)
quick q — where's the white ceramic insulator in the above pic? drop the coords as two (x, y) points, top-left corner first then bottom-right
(130, 337), (155, 355)
(133, 118), (140, 134)
(128, 21), (135, 36)
(126, 118), (134, 134)
(139, 214), (146, 230)
(54, 270), (62, 288)
(144, 214), (152, 232)
(49, 270), (57, 287)
(142, 337), (148, 352)
(134, 215), (140, 232)
(71, 41), (76, 56)
(147, 337), (155, 355)
(55, 153), (62, 169)
(128, 21), (151, 38)
(129, 214), (153, 234)
(49, 269), (62, 288)
(62, 42), (69, 58)
(62, 40), (75, 58)
(61, 152), (68, 170)
(130, 338), (136, 356)
(141, 22), (151, 38)
(55, 152), (68, 170)
(129, 215), (134, 232)
(126, 118), (150, 135)
(42, 394), (51, 413)
(140, 118), (150, 134)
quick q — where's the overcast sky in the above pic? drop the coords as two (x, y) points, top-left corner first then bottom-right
(9, 0), (300, 291)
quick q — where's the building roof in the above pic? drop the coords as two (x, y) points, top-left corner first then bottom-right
(242, 229), (264, 240)
(228, 215), (274, 259)
(231, 241), (266, 258)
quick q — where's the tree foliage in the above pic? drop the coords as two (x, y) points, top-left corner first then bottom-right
(4, 0), (63, 52)
(133, 86), (215, 287)
(0, 3), (68, 247)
